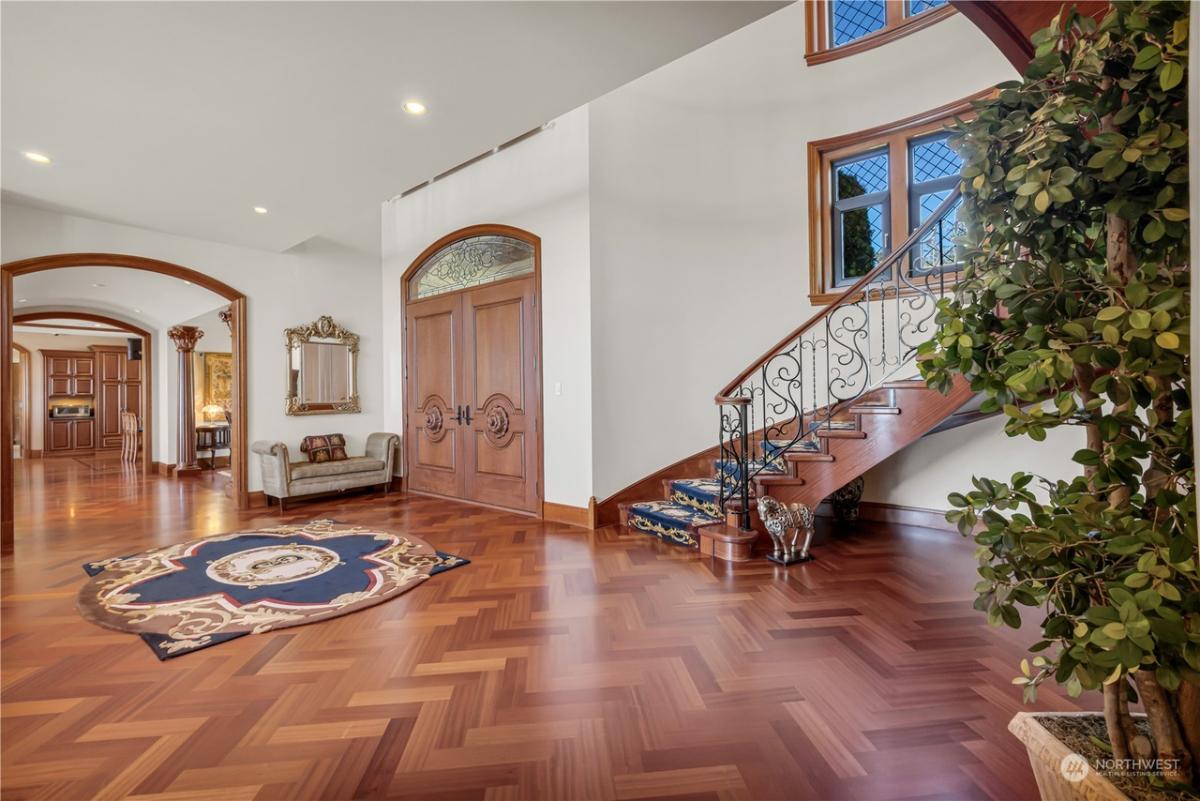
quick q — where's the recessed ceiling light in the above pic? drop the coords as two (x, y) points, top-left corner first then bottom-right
(17, 298), (28, 303)
(253, 206), (268, 214)
(402, 100), (427, 115)
(184, 280), (193, 286)
(91, 282), (106, 288)
(22, 151), (51, 164)
(93, 322), (103, 327)
(134, 308), (142, 313)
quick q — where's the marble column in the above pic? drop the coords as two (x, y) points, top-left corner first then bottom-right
(168, 325), (204, 473)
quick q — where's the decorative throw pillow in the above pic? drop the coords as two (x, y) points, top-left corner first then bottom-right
(300, 433), (348, 463)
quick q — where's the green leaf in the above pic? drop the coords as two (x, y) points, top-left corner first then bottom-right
(1161, 208), (1189, 221)
(1128, 310), (1152, 330)
(1034, 190), (1051, 212)
(1143, 218), (1165, 243)
(1016, 181), (1042, 196)
(1156, 332), (1180, 350)
(1132, 45), (1161, 70)
(1160, 60), (1184, 91)
(1095, 306), (1126, 321)
(1126, 282), (1148, 307)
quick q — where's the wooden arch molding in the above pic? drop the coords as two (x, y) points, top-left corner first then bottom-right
(1, 253), (250, 552)
(13, 311), (155, 475)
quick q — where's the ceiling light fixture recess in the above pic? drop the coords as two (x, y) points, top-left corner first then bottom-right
(402, 100), (427, 115)
(22, 151), (51, 164)
(253, 206), (268, 214)
(17, 298), (28, 303)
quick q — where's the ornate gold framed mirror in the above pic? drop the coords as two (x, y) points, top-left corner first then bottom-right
(284, 316), (360, 415)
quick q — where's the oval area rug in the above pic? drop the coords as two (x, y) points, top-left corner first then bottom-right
(77, 519), (468, 658)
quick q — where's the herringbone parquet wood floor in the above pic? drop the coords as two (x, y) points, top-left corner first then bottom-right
(2, 457), (1087, 801)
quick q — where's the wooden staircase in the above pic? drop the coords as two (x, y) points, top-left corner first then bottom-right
(619, 190), (973, 561)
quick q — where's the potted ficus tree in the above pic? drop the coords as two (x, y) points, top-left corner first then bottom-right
(918, 2), (1196, 799)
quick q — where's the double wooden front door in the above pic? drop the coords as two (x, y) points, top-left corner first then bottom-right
(405, 276), (540, 513)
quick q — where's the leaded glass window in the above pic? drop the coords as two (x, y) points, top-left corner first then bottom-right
(832, 149), (890, 286)
(409, 234), (535, 300)
(906, 0), (947, 17)
(830, 0), (886, 46)
(908, 132), (963, 273)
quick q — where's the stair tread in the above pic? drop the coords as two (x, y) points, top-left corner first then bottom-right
(627, 500), (721, 527)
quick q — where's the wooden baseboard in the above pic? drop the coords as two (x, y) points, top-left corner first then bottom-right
(542, 498), (597, 529)
(153, 461), (176, 476)
(816, 500), (954, 532)
(248, 490), (267, 508)
(29, 449), (42, 459)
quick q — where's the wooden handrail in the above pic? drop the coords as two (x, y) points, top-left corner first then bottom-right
(715, 188), (962, 402)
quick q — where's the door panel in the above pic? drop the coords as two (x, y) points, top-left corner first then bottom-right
(125, 355), (142, 382)
(48, 420), (72, 451)
(98, 351), (123, 382)
(405, 293), (464, 499)
(49, 377), (72, 396)
(74, 420), (95, 450)
(47, 357), (72, 377)
(461, 277), (539, 513)
(99, 382), (122, 446)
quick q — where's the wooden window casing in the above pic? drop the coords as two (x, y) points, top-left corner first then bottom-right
(805, 0), (957, 66)
(806, 92), (987, 305)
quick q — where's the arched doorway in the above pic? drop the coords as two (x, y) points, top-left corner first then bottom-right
(401, 224), (544, 515)
(13, 310), (154, 473)
(1, 253), (249, 552)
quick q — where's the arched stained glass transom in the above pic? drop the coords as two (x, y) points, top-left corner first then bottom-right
(408, 234), (535, 300)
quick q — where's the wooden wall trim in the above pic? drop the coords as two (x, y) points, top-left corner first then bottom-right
(1, 269), (13, 553)
(2, 253), (251, 552)
(542, 498), (597, 529)
(12, 343), (32, 466)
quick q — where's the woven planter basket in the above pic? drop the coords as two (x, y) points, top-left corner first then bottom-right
(1009, 712), (1132, 801)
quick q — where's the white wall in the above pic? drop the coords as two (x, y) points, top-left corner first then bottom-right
(585, 4), (1076, 504)
(12, 330), (129, 451)
(381, 106), (593, 507)
(2, 202), (384, 488)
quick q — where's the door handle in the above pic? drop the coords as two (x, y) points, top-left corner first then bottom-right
(454, 405), (464, 424)
(463, 406), (473, 425)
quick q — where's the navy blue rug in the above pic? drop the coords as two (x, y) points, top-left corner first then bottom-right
(77, 519), (468, 659)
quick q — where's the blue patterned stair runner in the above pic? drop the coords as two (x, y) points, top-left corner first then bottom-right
(625, 435), (831, 549)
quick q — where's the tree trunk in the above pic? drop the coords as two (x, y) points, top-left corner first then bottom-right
(1177, 681), (1200, 783)
(1133, 671), (1194, 784)
(1103, 681), (1132, 762)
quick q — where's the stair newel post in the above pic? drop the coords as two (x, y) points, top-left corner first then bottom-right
(736, 399), (752, 533)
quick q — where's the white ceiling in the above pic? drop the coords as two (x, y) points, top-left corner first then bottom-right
(1, 1), (785, 255)
(12, 267), (228, 329)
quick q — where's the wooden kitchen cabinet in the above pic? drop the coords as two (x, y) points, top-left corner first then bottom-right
(92, 345), (142, 451)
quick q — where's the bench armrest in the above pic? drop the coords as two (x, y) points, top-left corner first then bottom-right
(365, 432), (399, 476)
(251, 440), (292, 496)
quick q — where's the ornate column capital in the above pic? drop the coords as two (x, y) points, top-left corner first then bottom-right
(168, 325), (205, 353)
(218, 306), (233, 333)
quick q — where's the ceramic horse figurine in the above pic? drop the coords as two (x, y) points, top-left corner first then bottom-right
(757, 495), (815, 564)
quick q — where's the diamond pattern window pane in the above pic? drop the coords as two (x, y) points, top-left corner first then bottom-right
(840, 204), (886, 280)
(410, 235), (535, 299)
(835, 152), (889, 199)
(831, 0), (886, 46)
(912, 135), (961, 183)
(907, 0), (947, 16)
(914, 193), (964, 271)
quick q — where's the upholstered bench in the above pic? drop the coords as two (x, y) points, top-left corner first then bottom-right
(251, 432), (399, 510)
